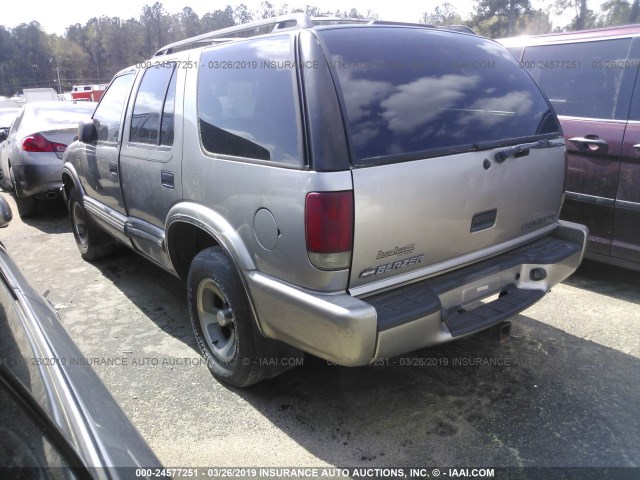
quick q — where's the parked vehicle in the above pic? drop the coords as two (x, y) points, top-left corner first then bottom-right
(22, 87), (59, 103)
(62, 15), (588, 387)
(70, 84), (108, 102)
(499, 24), (640, 271)
(0, 107), (21, 143)
(0, 194), (161, 477)
(0, 101), (96, 217)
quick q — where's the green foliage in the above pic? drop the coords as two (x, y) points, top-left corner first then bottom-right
(3, 0), (640, 98)
(421, 1), (552, 38)
(420, 3), (464, 25)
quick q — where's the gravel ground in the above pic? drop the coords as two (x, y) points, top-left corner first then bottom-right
(1, 193), (638, 471)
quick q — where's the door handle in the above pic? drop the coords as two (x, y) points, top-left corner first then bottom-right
(161, 170), (174, 189)
(109, 161), (118, 176)
(568, 136), (608, 150)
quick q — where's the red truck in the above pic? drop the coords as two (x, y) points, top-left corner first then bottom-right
(70, 84), (107, 102)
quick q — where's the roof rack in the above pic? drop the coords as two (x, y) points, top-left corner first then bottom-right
(154, 13), (310, 56)
(154, 13), (475, 56)
(439, 24), (476, 34)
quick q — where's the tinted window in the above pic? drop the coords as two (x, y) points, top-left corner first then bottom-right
(629, 71), (640, 121)
(23, 104), (96, 134)
(160, 68), (177, 146)
(0, 379), (81, 477)
(93, 73), (135, 142)
(522, 39), (632, 120)
(320, 27), (558, 164)
(29, 105), (95, 125)
(131, 63), (176, 145)
(197, 37), (302, 165)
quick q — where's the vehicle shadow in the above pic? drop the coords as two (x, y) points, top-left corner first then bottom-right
(563, 259), (640, 306)
(2, 191), (70, 234)
(12, 216), (635, 469)
(236, 316), (640, 467)
(79, 247), (640, 468)
(88, 244), (196, 350)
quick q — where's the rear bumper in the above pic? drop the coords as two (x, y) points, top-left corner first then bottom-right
(248, 221), (588, 365)
(12, 162), (63, 198)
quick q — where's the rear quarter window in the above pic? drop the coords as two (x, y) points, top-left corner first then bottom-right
(197, 36), (303, 167)
(319, 27), (559, 165)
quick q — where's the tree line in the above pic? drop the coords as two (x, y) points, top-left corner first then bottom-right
(0, 0), (638, 97)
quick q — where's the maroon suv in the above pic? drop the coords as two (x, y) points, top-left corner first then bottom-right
(499, 25), (640, 271)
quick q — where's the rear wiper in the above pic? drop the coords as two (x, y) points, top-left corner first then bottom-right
(494, 139), (554, 163)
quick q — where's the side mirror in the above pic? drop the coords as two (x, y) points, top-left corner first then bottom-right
(0, 195), (13, 228)
(78, 119), (98, 144)
(0, 128), (8, 142)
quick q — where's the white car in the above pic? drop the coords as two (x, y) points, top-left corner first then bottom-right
(0, 101), (95, 217)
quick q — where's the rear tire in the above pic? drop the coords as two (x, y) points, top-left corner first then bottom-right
(14, 195), (37, 218)
(187, 246), (266, 387)
(68, 187), (114, 260)
(10, 165), (37, 218)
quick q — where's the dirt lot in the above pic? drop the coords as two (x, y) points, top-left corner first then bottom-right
(1, 193), (639, 471)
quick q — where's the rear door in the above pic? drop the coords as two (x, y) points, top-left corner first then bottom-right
(521, 38), (636, 256)
(318, 27), (566, 292)
(614, 44), (640, 265)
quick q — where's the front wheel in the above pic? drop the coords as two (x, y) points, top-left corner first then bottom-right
(68, 187), (114, 260)
(187, 247), (266, 387)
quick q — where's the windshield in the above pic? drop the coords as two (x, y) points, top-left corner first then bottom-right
(319, 27), (559, 164)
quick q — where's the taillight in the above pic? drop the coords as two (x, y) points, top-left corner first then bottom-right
(305, 191), (353, 271)
(22, 134), (67, 154)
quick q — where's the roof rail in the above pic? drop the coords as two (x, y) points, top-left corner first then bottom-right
(155, 13), (315, 56)
(153, 14), (476, 56)
(438, 24), (476, 35)
(370, 20), (435, 28)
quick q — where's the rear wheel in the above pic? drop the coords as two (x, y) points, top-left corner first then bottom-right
(187, 246), (266, 387)
(14, 195), (37, 218)
(68, 187), (114, 260)
(10, 166), (37, 218)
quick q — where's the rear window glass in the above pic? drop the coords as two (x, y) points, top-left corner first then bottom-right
(26, 104), (96, 131)
(319, 27), (558, 164)
(197, 36), (302, 166)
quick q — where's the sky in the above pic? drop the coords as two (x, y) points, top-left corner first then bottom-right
(0, 0), (600, 36)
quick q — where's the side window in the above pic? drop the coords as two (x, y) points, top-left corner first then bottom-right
(130, 63), (177, 146)
(522, 39), (632, 120)
(0, 377), (82, 478)
(10, 111), (24, 135)
(627, 59), (640, 120)
(160, 69), (177, 146)
(93, 73), (135, 142)
(197, 37), (302, 166)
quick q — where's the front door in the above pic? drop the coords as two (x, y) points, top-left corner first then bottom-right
(118, 61), (182, 270)
(79, 72), (136, 215)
